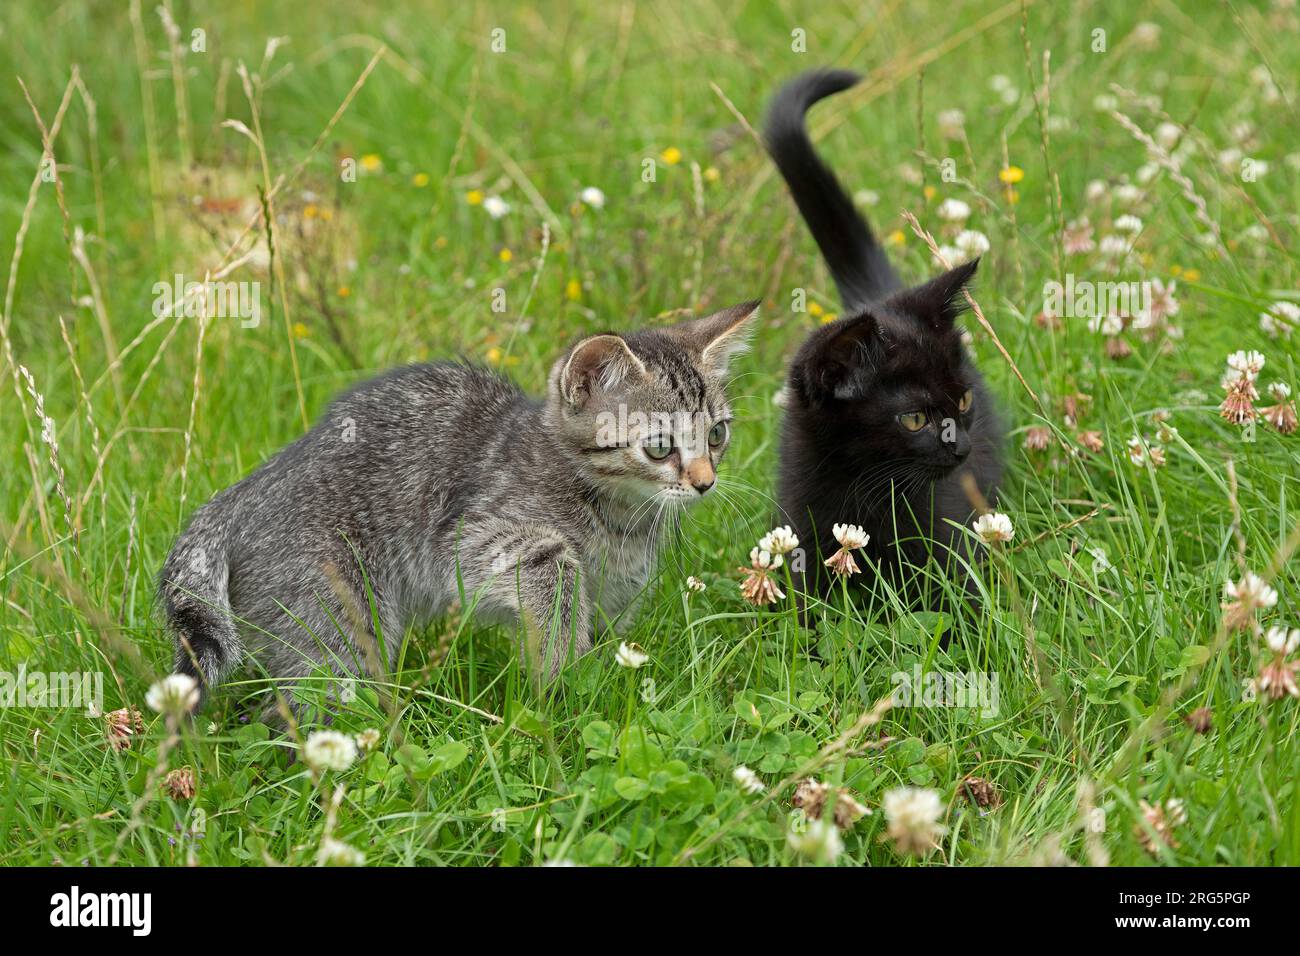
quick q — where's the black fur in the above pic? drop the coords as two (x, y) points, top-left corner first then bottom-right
(765, 70), (1004, 598)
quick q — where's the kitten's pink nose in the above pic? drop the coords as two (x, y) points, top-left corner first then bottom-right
(685, 459), (715, 494)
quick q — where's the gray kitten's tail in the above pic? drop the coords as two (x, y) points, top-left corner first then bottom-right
(764, 69), (902, 308)
(159, 509), (240, 699)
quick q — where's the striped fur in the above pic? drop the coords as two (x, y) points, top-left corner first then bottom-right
(161, 302), (759, 709)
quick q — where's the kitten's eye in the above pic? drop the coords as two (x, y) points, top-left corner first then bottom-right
(898, 411), (928, 432)
(643, 438), (673, 461)
(708, 420), (728, 447)
(958, 389), (974, 413)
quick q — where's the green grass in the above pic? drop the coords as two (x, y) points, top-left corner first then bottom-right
(1, 0), (1298, 866)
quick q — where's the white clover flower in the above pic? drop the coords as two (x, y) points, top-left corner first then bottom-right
(1113, 184), (1141, 205)
(854, 188), (880, 207)
(579, 186), (605, 209)
(482, 195), (510, 219)
(1098, 234), (1131, 259)
(685, 575), (706, 593)
(1218, 147), (1243, 173)
(972, 512), (1014, 545)
(1146, 278), (1180, 324)
(1088, 312), (1124, 337)
(1250, 64), (1282, 104)
(356, 728), (381, 753)
(1126, 435), (1147, 466)
(732, 765), (765, 795)
(1265, 626), (1300, 656)
(145, 673), (200, 716)
(1163, 797), (1186, 826)
(1268, 382), (1292, 401)
(1084, 179), (1108, 203)
(1259, 301), (1299, 338)
(1224, 573), (1278, 610)
(989, 74), (1013, 92)
(935, 244), (962, 267)
(1135, 162), (1159, 185)
(937, 198), (971, 222)
(1131, 22), (1161, 47)
(1226, 350), (1266, 381)
(786, 817), (843, 864)
(882, 786), (947, 855)
(833, 523), (869, 550)
(937, 109), (966, 140)
(614, 641), (649, 669)
(1093, 93), (1119, 112)
(897, 163), (923, 185)
(1113, 214), (1143, 234)
(317, 837), (366, 867)
(1154, 122), (1181, 150)
(759, 525), (799, 556)
(1063, 217), (1095, 255)
(954, 229), (990, 259)
(302, 730), (358, 773)
(749, 546), (783, 571)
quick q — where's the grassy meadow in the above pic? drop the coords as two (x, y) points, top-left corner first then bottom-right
(1, 0), (1299, 867)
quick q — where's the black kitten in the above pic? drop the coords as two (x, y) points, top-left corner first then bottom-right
(765, 69), (1003, 599)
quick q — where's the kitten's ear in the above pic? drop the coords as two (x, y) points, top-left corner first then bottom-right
(886, 257), (979, 329)
(801, 311), (880, 399)
(555, 334), (647, 406)
(668, 299), (761, 376)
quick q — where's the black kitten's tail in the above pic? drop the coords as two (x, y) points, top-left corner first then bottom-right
(764, 69), (902, 309)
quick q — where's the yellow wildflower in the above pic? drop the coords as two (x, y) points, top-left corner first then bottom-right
(703, 166), (720, 183)
(337, 286), (351, 298)
(808, 301), (824, 317)
(359, 153), (383, 173)
(411, 172), (430, 187)
(565, 278), (582, 301)
(466, 190), (484, 206)
(999, 165), (1025, 184)
(292, 322), (309, 338)
(660, 146), (683, 166)
(499, 248), (513, 263)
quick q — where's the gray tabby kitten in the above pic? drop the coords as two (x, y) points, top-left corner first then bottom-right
(161, 302), (759, 707)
